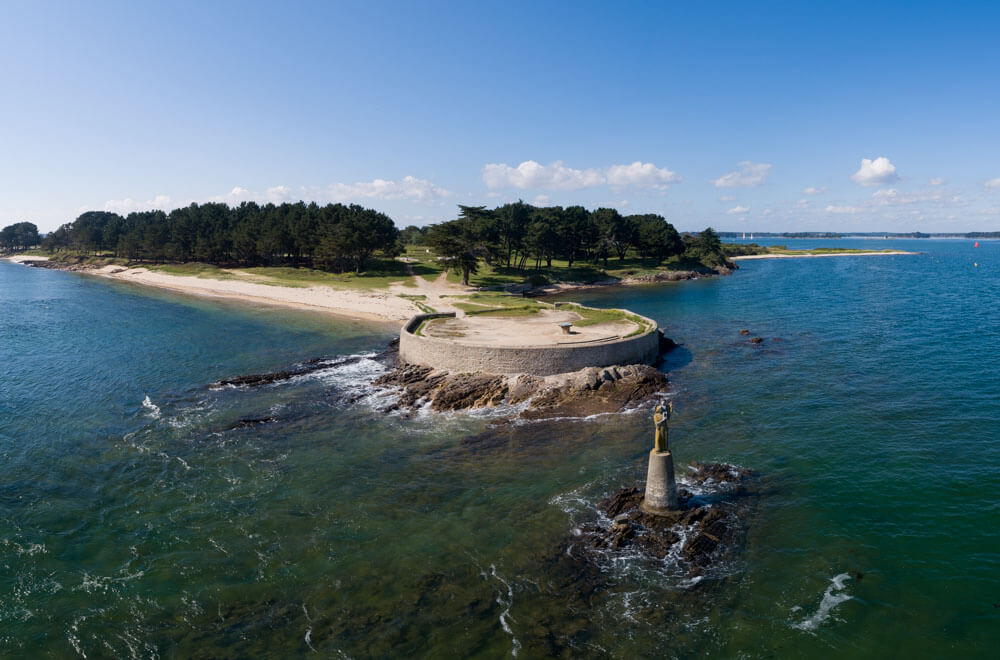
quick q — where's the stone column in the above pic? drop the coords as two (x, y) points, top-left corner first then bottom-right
(641, 449), (679, 513)
(641, 403), (679, 514)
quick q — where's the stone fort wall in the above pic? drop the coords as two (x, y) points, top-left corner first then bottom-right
(399, 311), (661, 376)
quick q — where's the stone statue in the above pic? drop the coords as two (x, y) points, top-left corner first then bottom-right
(653, 402), (672, 453)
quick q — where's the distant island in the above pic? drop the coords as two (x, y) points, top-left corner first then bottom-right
(722, 243), (918, 260)
(719, 231), (1000, 239)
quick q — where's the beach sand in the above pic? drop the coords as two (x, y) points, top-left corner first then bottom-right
(4, 254), (50, 263)
(100, 267), (431, 323)
(3, 255), (461, 324)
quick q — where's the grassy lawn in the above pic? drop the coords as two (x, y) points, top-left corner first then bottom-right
(558, 303), (653, 336)
(235, 263), (413, 290)
(451, 292), (545, 317)
(150, 263), (241, 280)
(401, 245), (448, 282)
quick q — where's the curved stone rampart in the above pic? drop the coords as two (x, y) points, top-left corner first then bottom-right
(399, 309), (660, 376)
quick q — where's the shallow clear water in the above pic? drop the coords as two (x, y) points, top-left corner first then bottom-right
(1, 240), (998, 658)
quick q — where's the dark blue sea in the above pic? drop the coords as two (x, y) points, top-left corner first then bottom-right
(1, 239), (997, 658)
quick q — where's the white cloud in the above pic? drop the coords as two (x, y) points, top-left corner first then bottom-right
(851, 156), (899, 186)
(482, 159), (678, 191)
(605, 161), (679, 189)
(483, 160), (603, 190)
(871, 188), (899, 203)
(532, 194), (551, 205)
(802, 186), (826, 195)
(870, 187), (964, 208)
(324, 176), (453, 202)
(824, 204), (862, 214)
(210, 177), (453, 206)
(726, 205), (750, 214)
(107, 175), (453, 214)
(985, 177), (1000, 189)
(712, 162), (771, 188)
(103, 194), (171, 214)
(929, 178), (945, 186)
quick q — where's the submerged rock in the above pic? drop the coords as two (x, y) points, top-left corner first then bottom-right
(226, 417), (277, 430)
(210, 356), (363, 389)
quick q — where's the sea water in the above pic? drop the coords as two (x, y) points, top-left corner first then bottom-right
(0, 240), (997, 658)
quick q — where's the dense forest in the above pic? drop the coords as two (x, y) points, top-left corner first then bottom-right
(28, 200), (726, 283)
(0, 222), (39, 252)
(40, 202), (400, 272)
(32, 201), (723, 278)
(405, 203), (726, 285)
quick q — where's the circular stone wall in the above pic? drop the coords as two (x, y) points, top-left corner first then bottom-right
(398, 309), (661, 376)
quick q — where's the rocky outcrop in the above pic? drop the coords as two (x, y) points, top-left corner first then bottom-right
(521, 364), (668, 419)
(577, 462), (754, 570)
(372, 362), (670, 418)
(210, 356), (363, 389)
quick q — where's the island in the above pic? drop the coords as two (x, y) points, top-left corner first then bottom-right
(3, 203), (920, 326)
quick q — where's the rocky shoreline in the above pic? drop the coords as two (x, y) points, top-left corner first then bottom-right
(372, 362), (670, 418)
(371, 330), (678, 418)
(206, 334), (679, 420)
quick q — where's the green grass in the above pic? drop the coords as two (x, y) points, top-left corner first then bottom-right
(401, 245), (448, 282)
(150, 263), (240, 279)
(239, 260), (414, 290)
(455, 304), (541, 317)
(559, 303), (653, 334)
(449, 292), (544, 308)
(397, 293), (435, 313)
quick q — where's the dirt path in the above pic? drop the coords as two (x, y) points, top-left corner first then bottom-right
(391, 267), (471, 314)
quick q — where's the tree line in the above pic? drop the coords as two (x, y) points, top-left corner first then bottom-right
(0, 222), (40, 252)
(407, 202), (726, 285)
(40, 202), (400, 272)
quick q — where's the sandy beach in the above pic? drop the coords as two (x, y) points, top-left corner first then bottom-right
(3, 255), (454, 324)
(730, 250), (918, 260)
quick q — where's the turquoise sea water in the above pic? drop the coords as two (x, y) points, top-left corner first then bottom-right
(1, 240), (998, 658)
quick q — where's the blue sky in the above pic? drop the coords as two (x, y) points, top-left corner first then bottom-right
(3, 0), (999, 232)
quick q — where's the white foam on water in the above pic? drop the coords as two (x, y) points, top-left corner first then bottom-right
(484, 564), (521, 658)
(208, 538), (228, 555)
(302, 603), (318, 652)
(74, 569), (145, 594)
(68, 615), (87, 658)
(141, 395), (160, 418)
(792, 573), (853, 632)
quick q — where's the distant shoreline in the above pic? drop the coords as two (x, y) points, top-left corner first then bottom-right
(730, 250), (919, 261)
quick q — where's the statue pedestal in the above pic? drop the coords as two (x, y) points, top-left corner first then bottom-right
(641, 449), (679, 514)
